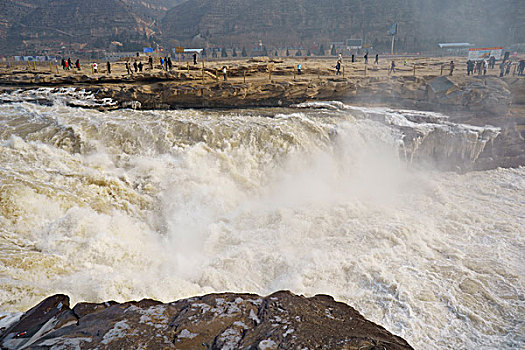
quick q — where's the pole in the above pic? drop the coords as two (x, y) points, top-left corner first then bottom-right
(440, 64), (443, 76)
(391, 35), (395, 56)
(202, 60), (205, 83)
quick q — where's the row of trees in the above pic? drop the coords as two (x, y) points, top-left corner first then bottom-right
(202, 45), (328, 58)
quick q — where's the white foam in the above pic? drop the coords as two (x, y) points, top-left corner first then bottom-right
(0, 97), (523, 349)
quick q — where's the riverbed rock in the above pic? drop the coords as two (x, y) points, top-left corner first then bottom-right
(0, 291), (413, 350)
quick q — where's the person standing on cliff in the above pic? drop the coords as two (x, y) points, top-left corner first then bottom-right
(449, 61), (455, 76)
(107, 61), (111, 75)
(160, 57), (164, 70)
(133, 61), (138, 73)
(466, 60), (472, 75)
(67, 58), (72, 70)
(351, 54), (355, 63)
(125, 62), (131, 75)
(389, 60), (396, 74)
(375, 54), (379, 64)
(335, 60), (341, 75)
(75, 59), (80, 70)
(167, 57), (173, 71)
(138, 61), (143, 72)
(222, 66), (227, 81)
(297, 63), (302, 75)
(505, 61), (511, 76)
(364, 52), (368, 64)
(193, 53), (197, 65)
(518, 60), (525, 76)
(148, 56), (153, 70)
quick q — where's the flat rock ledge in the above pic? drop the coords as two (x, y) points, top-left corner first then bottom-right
(0, 291), (413, 350)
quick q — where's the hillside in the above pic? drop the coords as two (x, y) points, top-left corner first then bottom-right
(0, 0), (196, 55)
(0, 0), (523, 55)
(162, 0), (525, 51)
(0, 0), (164, 55)
(122, 0), (187, 19)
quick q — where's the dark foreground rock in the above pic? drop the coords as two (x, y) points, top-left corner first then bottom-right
(0, 291), (413, 350)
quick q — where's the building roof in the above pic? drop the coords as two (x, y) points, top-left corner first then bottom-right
(438, 43), (473, 48)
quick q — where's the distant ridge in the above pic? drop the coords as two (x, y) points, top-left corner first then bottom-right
(0, 0), (523, 55)
(162, 0), (525, 50)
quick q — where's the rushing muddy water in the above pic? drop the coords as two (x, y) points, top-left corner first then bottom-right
(0, 90), (523, 349)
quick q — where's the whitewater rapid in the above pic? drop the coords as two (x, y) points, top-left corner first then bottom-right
(0, 92), (523, 349)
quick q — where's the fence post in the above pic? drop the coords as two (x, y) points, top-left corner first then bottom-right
(440, 64), (443, 75)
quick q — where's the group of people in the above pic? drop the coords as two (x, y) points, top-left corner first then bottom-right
(499, 59), (517, 77)
(125, 61), (144, 74)
(122, 55), (177, 75)
(61, 58), (80, 70)
(466, 59), (489, 76)
(465, 56), (524, 77)
(334, 52), (381, 75)
(159, 57), (173, 71)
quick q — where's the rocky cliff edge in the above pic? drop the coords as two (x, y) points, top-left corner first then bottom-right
(0, 291), (413, 350)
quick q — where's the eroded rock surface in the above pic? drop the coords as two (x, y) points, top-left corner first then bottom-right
(0, 291), (413, 350)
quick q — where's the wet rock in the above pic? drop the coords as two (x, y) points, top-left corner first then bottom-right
(121, 100), (142, 109)
(0, 294), (71, 349)
(0, 291), (413, 350)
